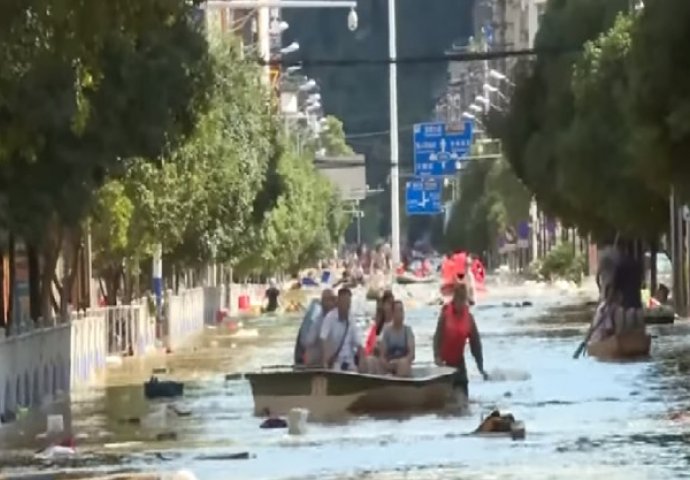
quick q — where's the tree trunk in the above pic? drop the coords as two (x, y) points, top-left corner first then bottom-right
(650, 239), (658, 294)
(105, 266), (123, 306)
(7, 233), (15, 334)
(40, 219), (63, 326)
(27, 243), (41, 323)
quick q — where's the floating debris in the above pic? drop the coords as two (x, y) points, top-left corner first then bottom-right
(196, 452), (252, 461)
(144, 376), (184, 399)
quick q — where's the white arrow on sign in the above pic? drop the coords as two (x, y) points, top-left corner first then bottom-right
(419, 192), (429, 207)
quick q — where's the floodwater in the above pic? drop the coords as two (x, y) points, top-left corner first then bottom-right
(3, 281), (690, 480)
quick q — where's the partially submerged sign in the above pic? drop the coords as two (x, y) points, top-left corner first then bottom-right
(314, 154), (366, 201)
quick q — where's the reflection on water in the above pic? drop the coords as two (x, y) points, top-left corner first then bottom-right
(2, 285), (690, 479)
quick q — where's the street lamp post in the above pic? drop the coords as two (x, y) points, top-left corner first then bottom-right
(388, 0), (401, 266)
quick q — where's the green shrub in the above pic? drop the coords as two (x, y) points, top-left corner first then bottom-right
(539, 243), (586, 284)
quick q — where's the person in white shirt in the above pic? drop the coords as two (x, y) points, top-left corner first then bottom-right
(465, 255), (477, 306)
(320, 287), (364, 372)
(301, 289), (337, 366)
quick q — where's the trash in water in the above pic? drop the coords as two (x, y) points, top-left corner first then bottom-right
(155, 431), (178, 442)
(144, 376), (184, 399)
(169, 404), (192, 416)
(197, 452), (252, 461)
(119, 416), (142, 425)
(474, 409), (526, 440)
(260, 417), (287, 429)
(1, 410), (16, 423)
(288, 408), (309, 435)
(152, 367), (170, 375)
(225, 373), (243, 381)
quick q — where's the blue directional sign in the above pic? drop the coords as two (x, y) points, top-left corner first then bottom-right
(405, 177), (443, 215)
(413, 120), (474, 177)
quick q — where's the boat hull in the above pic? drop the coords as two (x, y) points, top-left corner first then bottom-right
(587, 331), (651, 360)
(396, 274), (435, 285)
(643, 307), (675, 325)
(245, 367), (459, 418)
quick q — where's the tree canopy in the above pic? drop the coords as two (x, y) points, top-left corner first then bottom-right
(493, 0), (688, 243)
(0, 2), (349, 318)
(89, 40), (348, 300)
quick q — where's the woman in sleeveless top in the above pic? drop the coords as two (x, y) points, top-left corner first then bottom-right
(378, 301), (415, 377)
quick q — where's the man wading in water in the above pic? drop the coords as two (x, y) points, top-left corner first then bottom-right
(264, 279), (280, 313)
(433, 282), (488, 397)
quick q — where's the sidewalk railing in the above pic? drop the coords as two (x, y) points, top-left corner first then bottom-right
(81, 302), (155, 357)
(0, 284), (231, 418)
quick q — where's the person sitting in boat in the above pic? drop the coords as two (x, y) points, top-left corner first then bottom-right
(263, 279), (281, 313)
(378, 300), (415, 377)
(433, 282), (488, 396)
(365, 290), (395, 357)
(612, 243), (645, 333)
(295, 289), (337, 366)
(320, 287), (365, 372)
(590, 285), (618, 343)
(333, 269), (353, 289)
(648, 284), (670, 309)
(597, 243), (621, 301)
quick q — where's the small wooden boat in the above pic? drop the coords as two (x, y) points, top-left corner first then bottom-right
(396, 273), (435, 285)
(244, 366), (460, 418)
(644, 307), (676, 325)
(587, 331), (652, 360)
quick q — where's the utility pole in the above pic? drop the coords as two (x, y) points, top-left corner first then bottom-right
(388, 0), (401, 267)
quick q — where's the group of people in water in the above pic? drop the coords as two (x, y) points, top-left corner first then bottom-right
(294, 272), (488, 394)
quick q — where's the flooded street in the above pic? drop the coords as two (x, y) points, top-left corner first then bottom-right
(4, 282), (690, 479)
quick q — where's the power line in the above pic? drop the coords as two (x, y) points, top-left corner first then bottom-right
(260, 46), (580, 68)
(346, 125), (414, 139)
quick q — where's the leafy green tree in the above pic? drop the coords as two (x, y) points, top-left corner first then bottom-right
(628, 0), (690, 201)
(0, 1), (211, 321)
(566, 13), (667, 239)
(495, 0), (632, 239)
(167, 41), (282, 269)
(318, 116), (355, 156)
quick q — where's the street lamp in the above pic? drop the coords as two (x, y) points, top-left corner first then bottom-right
(285, 65), (302, 74)
(270, 19), (289, 34)
(469, 104), (482, 113)
(489, 69), (516, 86)
(475, 95), (490, 106)
(347, 7), (358, 31)
(280, 41), (300, 54)
(461, 112), (476, 120)
(389, 0), (401, 265)
(483, 83), (498, 93)
(484, 83), (509, 102)
(298, 79), (317, 91)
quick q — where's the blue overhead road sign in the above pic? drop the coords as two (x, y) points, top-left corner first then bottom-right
(405, 178), (443, 215)
(413, 120), (474, 176)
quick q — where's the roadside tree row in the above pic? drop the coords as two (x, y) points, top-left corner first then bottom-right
(0, 1), (348, 319)
(494, 0), (690, 243)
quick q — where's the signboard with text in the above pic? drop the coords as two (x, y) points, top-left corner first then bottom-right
(413, 120), (474, 176)
(405, 178), (443, 215)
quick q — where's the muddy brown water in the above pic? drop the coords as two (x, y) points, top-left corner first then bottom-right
(2, 283), (690, 480)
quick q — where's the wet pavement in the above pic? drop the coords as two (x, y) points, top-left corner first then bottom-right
(3, 282), (690, 479)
